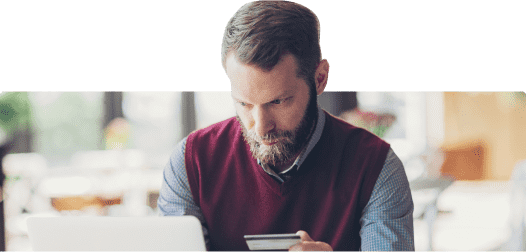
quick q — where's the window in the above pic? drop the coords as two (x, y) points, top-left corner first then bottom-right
(194, 92), (236, 130)
(122, 92), (183, 169)
(357, 92), (429, 162)
(29, 92), (104, 167)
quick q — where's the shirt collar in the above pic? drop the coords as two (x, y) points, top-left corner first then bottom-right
(281, 105), (325, 174)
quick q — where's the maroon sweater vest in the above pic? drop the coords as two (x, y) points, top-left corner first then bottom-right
(185, 111), (390, 251)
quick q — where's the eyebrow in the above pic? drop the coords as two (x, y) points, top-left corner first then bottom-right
(231, 91), (291, 105)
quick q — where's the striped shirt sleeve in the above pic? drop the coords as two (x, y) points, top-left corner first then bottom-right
(157, 137), (210, 247)
(360, 148), (415, 251)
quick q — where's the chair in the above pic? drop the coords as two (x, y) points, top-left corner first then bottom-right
(505, 160), (526, 250)
(406, 147), (455, 251)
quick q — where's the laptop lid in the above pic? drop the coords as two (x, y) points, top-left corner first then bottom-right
(27, 216), (206, 251)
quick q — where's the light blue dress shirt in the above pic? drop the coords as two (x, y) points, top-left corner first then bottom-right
(158, 106), (415, 251)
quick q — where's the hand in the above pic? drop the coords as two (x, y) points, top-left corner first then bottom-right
(288, 230), (333, 251)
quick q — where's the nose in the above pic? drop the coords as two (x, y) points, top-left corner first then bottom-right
(251, 106), (275, 138)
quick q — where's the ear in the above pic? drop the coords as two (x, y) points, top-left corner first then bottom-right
(314, 59), (329, 95)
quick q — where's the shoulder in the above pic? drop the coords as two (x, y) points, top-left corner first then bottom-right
(187, 117), (241, 143)
(362, 148), (412, 217)
(185, 116), (247, 164)
(377, 148), (406, 186)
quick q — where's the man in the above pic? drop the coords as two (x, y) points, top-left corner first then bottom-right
(158, 1), (414, 250)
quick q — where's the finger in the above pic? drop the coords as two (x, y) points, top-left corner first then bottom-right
(288, 243), (303, 251)
(289, 241), (312, 251)
(289, 241), (333, 251)
(295, 230), (313, 242)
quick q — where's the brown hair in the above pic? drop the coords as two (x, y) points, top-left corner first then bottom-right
(221, 1), (321, 89)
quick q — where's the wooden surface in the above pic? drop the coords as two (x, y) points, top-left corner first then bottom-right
(51, 196), (122, 211)
(443, 92), (526, 180)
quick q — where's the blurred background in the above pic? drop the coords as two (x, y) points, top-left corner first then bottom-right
(0, 91), (525, 251)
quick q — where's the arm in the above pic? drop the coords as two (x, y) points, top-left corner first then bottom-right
(289, 148), (414, 251)
(360, 148), (415, 251)
(157, 137), (210, 249)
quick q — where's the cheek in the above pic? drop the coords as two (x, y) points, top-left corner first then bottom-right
(276, 102), (308, 130)
(235, 107), (253, 129)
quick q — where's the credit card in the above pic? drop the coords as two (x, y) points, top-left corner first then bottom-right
(244, 233), (301, 250)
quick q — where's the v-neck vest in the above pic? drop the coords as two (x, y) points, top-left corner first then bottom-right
(185, 111), (390, 251)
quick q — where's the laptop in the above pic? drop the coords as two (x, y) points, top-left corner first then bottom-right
(27, 216), (206, 251)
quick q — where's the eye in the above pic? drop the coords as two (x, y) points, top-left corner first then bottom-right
(239, 102), (247, 107)
(270, 99), (282, 105)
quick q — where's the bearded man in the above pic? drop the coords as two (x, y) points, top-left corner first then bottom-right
(158, 1), (414, 251)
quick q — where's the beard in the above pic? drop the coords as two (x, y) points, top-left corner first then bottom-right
(236, 88), (318, 167)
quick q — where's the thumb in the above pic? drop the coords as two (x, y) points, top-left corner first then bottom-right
(296, 230), (313, 242)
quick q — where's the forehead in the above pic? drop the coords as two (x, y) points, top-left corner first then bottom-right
(226, 53), (305, 103)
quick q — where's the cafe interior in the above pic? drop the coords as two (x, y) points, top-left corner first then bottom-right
(0, 91), (525, 251)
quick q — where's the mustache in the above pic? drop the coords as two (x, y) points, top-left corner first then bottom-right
(247, 130), (293, 143)
(235, 115), (294, 143)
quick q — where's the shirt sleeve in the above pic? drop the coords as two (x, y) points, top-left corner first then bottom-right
(157, 137), (210, 248)
(359, 148), (415, 251)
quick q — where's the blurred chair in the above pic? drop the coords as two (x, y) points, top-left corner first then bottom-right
(49, 149), (151, 216)
(2, 152), (48, 178)
(1, 152), (54, 251)
(504, 159), (526, 251)
(36, 173), (124, 217)
(406, 147), (455, 251)
(440, 139), (485, 180)
(2, 153), (50, 215)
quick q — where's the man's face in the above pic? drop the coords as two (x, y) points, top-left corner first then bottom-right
(226, 53), (317, 167)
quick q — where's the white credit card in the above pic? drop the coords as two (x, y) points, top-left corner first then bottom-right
(244, 233), (301, 251)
